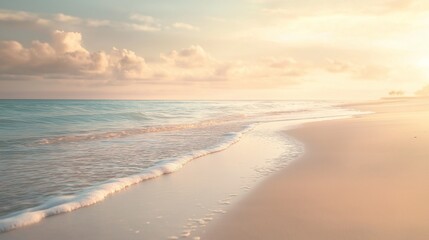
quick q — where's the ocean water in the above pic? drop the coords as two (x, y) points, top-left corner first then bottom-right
(0, 100), (362, 232)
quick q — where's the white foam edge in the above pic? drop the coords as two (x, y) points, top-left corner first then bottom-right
(0, 125), (254, 233)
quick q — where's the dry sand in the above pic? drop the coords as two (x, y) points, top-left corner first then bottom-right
(203, 98), (429, 240)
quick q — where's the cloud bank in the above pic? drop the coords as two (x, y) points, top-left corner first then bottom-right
(0, 9), (192, 33)
(0, 30), (309, 86)
(0, 30), (149, 80)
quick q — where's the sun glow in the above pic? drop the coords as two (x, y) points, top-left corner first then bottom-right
(416, 57), (429, 68)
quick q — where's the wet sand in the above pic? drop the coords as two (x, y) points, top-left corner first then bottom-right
(204, 98), (429, 240)
(0, 118), (311, 240)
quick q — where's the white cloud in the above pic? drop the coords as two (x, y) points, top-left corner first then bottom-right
(323, 58), (390, 80)
(124, 23), (161, 32)
(172, 22), (199, 31)
(86, 19), (111, 27)
(158, 47), (306, 84)
(54, 13), (82, 24)
(161, 45), (213, 68)
(109, 47), (149, 79)
(52, 30), (88, 53)
(0, 9), (164, 32)
(0, 30), (150, 80)
(0, 9), (208, 34)
(0, 9), (50, 26)
(127, 14), (161, 31)
(129, 14), (156, 23)
(0, 10), (33, 22)
(0, 30), (306, 87)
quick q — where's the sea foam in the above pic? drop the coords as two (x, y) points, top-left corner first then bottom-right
(0, 125), (253, 233)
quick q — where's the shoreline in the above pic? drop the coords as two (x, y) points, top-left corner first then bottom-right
(203, 98), (429, 240)
(0, 104), (362, 238)
(0, 125), (253, 234)
(0, 117), (315, 240)
(0, 101), (361, 234)
(0, 105), (364, 240)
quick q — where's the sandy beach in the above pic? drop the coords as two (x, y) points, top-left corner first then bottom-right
(2, 0), (429, 238)
(1, 98), (427, 240)
(203, 98), (429, 240)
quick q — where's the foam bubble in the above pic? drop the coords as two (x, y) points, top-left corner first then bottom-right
(181, 230), (191, 237)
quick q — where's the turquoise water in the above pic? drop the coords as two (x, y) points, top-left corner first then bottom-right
(0, 100), (359, 232)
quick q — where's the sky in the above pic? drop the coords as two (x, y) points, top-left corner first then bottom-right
(0, 0), (429, 100)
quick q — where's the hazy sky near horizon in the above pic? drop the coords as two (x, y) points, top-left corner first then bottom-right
(1, 0), (429, 100)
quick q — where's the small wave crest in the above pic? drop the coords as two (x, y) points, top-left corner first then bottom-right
(0, 125), (253, 233)
(34, 115), (247, 145)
